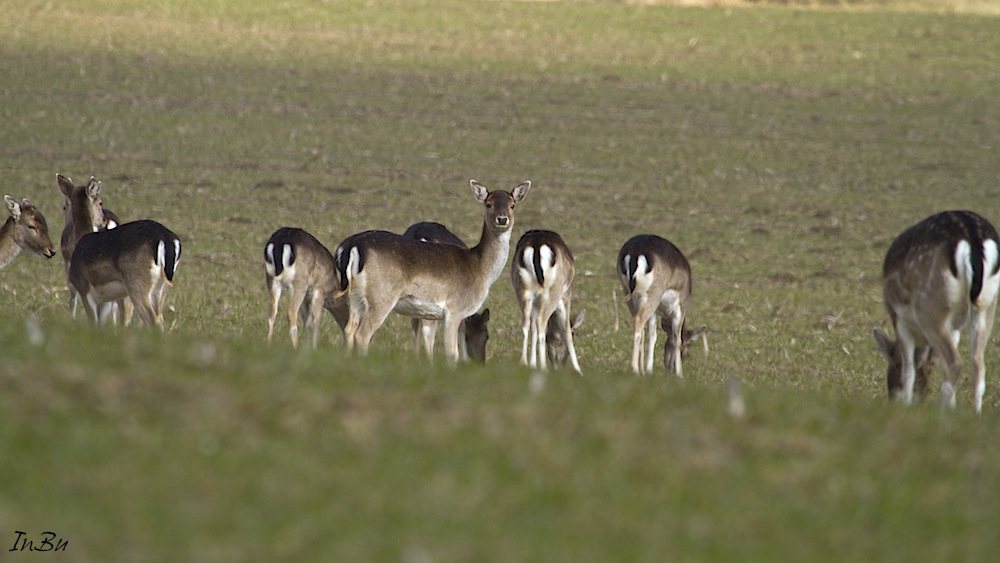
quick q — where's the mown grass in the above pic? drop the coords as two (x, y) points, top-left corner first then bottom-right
(2, 0), (1000, 560)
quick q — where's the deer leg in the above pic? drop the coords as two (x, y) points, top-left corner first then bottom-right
(924, 329), (961, 409)
(285, 286), (308, 348)
(520, 298), (533, 367)
(422, 320), (438, 360)
(558, 300), (583, 374)
(970, 305), (995, 413)
(410, 318), (421, 354)
(267, 279), (282, 342)
(442, 313), (463, 365)
(645, 314), (658, 374)
(127, 285), (159, 330)
(666, 313), (684, 377)
(353, 298), (394, 356)
(308, 287), (325, 349)
(458, 319), (468, 362)
(630, 315), (645, 375)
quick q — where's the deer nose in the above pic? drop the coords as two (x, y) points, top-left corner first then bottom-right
(496, 216), (509, 226)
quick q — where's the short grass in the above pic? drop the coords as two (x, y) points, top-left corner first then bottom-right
(2, 0), (1000, 560)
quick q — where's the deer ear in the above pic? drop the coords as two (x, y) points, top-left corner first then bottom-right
(570, 309), (586, 330)
(512, 180), (531, 202)
(480, 308), (490, 322)
(5, 195), (20, 219)
(57, 174), (75, 197)
(470, 180), (489, 203)
(873, 328), (894, 361)
(87, 177), (101, 198)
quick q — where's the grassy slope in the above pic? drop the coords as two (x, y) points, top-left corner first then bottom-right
(2, 1), (1000, 560)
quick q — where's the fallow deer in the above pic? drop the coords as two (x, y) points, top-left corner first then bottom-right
(335, 180), (530, 364)
(402, 221), (491, 363)
(69, 220), (181, 330)
(0, 195), (56, 269)
(57, 174), (124, 320)
(511, 229), (583, 373)
(264, 227), (346, 348)
(618, 234), (706, 376)
(873, 210), (1000, 413)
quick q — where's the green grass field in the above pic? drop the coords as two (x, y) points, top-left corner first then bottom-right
(3, 0), (1000, 560)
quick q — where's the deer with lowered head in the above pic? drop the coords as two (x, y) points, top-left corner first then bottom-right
(873, 210), (1000, 413)
(511, 229), (584, 373)
(335, 180), (530, 364)
(69, 220), (181, 330)
(402, 221), (491, 363)
(264, 226), (347, 348)
(617, 234), (705, 376)
(0, 195), (56, 269)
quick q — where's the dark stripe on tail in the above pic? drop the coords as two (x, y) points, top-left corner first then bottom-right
(620, 252), (651, 294)
(335, 243), (364, 292)
(531, 245), (545, 286)
(165, 238), (180, 282)
(957, 212), (986, 303)
(150, 236), (181, 282)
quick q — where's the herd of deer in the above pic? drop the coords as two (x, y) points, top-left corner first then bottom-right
(2, 175), (999, 412)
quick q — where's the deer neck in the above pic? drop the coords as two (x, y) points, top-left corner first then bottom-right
(472, 221), (513, 288)
(71, 206), (101, 236)
(0, 219), (23, 269)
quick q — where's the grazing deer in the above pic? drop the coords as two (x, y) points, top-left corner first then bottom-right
(336, 180), (530, 364)
(57, 174), (125, 320)
(511, 229), (583, 373)
(402, 221), (491, 363)
(873, 210), (1000, 413)
(617, 234), (706, 376)
(546, 308), (586, 369)
(69, 220), (181, 330)
(0, 195), (56, 269)
(264, 227), (347, 348)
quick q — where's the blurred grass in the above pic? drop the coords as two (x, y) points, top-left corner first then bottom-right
(2, 0), (1000, 560)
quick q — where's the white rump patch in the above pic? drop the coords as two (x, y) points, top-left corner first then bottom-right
(977, 239), (1000, 308)
(107, 220), (118, 230)
(631, 255), (655, 295)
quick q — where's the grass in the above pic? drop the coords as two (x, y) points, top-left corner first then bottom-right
(2, 0), (1000, 560)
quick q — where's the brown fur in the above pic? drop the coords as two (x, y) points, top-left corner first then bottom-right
(337, 180), (530, 363)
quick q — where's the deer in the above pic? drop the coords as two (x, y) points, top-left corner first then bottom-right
(872, 210), (1000, 413)
(0, 195), (56, 269)
(264, 227), (347, 348)
(402, 221), (491, 363)
(57, 174), (125, 321)
(69, 220), (181, 330)
(335, 180), (530, 364)
(511, 229), (584, 373)
(617, 234), (706, 376)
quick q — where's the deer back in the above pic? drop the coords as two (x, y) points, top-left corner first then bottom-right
(402, 222), (468, 248)
(70, 220), (181, 292)
(265, 227), (337, 291)
(883, 210), (1000, 316)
